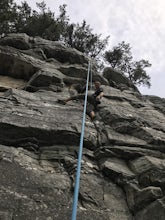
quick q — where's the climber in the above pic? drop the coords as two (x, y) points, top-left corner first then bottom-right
(58, 81), (104, 120)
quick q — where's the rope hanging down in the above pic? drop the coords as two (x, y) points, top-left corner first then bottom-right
(90, 62), (92, 91)
(71, 61), (91, 220)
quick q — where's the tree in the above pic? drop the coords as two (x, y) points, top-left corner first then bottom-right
(128, 60), (151, 87)
(64, 20), (109, 58)
(14, 1), (32, 33)
(57, 4), (70, 40)
(104, 41), (151, 87)
(16, 1), (58, 40)
(0, 0), (17, 35)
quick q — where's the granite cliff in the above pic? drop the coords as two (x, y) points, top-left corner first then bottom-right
(0, 33), (165, 220)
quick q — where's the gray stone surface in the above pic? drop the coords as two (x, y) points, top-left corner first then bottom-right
(103, 67), (139, 92)
(134, 186), (163, 210)
(0, 33), (165, 219)
(135, 197), (165, 220)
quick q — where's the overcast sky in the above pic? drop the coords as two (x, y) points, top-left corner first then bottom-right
(15, 0), (165, 98)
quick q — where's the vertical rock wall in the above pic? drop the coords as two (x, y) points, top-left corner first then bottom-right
(0, 34), (165, 220)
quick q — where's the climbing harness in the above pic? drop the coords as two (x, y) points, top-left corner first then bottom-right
(71, 61), (91, 220)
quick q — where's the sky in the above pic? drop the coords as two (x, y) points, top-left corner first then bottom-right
(15, 0), (165, 98)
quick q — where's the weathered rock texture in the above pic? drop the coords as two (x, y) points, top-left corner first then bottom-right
(0, 33), (165, 220)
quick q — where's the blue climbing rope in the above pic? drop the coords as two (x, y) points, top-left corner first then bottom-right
(71, 61), (91, 220)
(90, 61), (92, 91)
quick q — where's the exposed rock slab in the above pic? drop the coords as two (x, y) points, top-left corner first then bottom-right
(135, 197), (165, 220)
(0, 33), (165, 220)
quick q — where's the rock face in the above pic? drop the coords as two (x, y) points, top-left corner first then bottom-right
(0, 33), (165, 220)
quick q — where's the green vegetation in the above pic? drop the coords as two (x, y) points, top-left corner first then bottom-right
(0, 0), (151, 87)
(104, 41), (151, 87)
